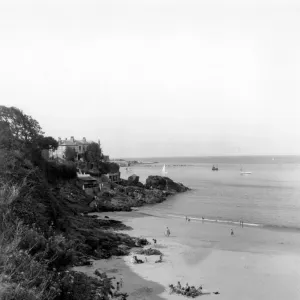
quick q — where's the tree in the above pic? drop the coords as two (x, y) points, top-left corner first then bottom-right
(36, 136), (59, 151)
(83, 142), (103, 166)
(64, 146), (76, 161)
(0, 106), (44, 150)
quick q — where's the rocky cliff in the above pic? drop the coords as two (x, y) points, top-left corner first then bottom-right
(145, 175), (189, 193)
(90, 175), (189, 212)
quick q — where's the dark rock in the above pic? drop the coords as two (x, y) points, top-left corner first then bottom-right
(128, 174), (139, 185)
(136, 182), (144, 188)
(145, 176), (189, 193)
(94, 269), (107, 278)
(138, 238), (150, 246)
(136, 248), (162, 255)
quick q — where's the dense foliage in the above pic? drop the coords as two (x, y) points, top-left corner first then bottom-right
(0, 105), (134, 300)
(65, 146), (77, 162)
(0, 106), (43, 150)
(83, 142), (103, 166)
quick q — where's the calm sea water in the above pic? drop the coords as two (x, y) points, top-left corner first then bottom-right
(120, 156), (300, 230)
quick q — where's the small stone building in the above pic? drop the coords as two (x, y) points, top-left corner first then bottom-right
(76, 175), (99, 196)
(108, 172), (121, 183)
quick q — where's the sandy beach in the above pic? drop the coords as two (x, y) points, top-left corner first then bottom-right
(75, 211), (300, 300)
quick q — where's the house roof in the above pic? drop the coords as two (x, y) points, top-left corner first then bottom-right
(77, 176), (98, 182)
(59, 139), (94, 146)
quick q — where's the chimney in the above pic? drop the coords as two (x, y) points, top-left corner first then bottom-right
(83, 137), (86, 142)
(71, 136), (75, 143)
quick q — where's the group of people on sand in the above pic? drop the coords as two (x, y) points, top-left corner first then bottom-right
(131, 253), (163, 264)
(169, 281), (220, 298)
(169, 281), (203, 297)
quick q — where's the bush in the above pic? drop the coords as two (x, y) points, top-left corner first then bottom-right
(18, 227), (47, 254)
(0, 284), (38, 300)
(44, 161), (77, 182)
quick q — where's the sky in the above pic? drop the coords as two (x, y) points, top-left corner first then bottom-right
(1, 0), (300, 158)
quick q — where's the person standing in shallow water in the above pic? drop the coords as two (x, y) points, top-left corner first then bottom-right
(165, 227), (170, 237)
(239, 218), (244, 228)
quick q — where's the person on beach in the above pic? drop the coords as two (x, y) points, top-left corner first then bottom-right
(231, 229), (234, 236)
(239, 218), (244, 228)
(177, 281), (182, 289)
(165, 227), (170, 237)
(185, 283), (190, 292)
(116, 282), (120, 292)
(120, 278), (123, 288)
(155, 254), (163, 263)
(153, 238), (157, 244)
(132, 255), (144, 264)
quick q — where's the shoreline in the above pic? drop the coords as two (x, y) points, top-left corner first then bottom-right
(77, 210), (300, 300)
(126, 198), (300, 233)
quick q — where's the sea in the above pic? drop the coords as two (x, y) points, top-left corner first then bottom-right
(120, 156), (300, 231)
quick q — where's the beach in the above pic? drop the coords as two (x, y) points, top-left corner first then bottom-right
(75, 211), (300, 300)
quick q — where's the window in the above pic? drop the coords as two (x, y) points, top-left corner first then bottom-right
(79, 146), (81, 151)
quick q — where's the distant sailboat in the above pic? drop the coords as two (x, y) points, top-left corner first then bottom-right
(240, 166), (251, 175)
(162, 164), (168, 175)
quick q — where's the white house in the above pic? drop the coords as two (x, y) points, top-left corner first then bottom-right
(50, 136), (100, 160)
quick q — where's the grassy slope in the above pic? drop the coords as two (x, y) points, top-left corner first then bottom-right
(0, 151), (145, 300)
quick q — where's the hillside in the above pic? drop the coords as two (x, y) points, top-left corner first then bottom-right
(0, 105), (188, 300)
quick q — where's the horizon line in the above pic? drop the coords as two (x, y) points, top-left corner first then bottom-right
(112, 153), (300, 160)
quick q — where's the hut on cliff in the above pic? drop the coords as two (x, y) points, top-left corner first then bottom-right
(76, 175), (99, 196)
(108, 171), (121, 183)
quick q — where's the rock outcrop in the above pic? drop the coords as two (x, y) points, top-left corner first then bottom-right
(128, 174), (139, 185)
(91, 175), (189, 212)
(145, 176), (189, 193)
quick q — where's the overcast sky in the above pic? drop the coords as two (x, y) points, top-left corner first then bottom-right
(1, 0), (300, 158)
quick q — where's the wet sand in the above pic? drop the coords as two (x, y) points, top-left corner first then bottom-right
(75, 211), (300, 300)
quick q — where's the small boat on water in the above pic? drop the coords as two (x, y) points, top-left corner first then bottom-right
(162, 164), (168, 175)
(212, 165), (219, 171)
